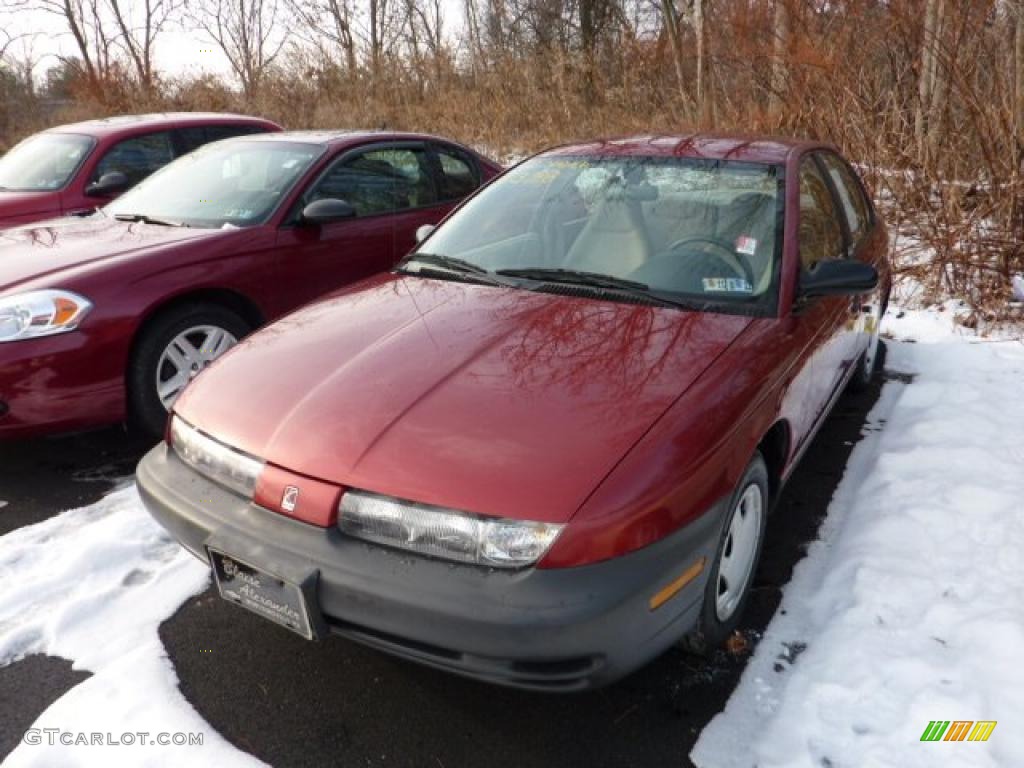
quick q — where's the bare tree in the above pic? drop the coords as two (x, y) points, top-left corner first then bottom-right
(770, 0), (791, 115)
(364, 0), (393, 78)
(15, 0), (115, 93)
(189, 0), (286, 96)
(1014, 1), (1023, 159)
(106, 0), (183, 89)
(915, 0), (948, 161)
(286, 0), (359, 74)
(1013, 0), (1024, 238)
(694, 0), (712, 124)
(658, 0), (692, 109)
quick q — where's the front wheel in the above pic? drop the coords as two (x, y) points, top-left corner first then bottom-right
(129, 304), (250, 437)
(680, 451), (768, 655)
(848, 290), (887, 392)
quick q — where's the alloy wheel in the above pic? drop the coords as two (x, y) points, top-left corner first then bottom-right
(155, 325), (238, 410)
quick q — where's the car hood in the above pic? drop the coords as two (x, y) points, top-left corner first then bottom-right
(176, 275), (752, 523)
(0, 214), (229, 294)
(0, 190), (61, 222)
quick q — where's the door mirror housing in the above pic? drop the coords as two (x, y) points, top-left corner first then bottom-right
(301, 198), (357, 226)
(415, 224), (436, 243)
(798, 259), (878, 301)
(85, 171), (130, 198)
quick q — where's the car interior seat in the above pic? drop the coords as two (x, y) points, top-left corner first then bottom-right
(565, 180), (653, 279)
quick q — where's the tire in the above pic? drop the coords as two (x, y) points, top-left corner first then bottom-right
(128, 303), (250, 437)
(680, 451), (769, 656)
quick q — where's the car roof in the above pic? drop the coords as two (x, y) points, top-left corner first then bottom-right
(230, 129), (468, 149)
(48, 112), (278, 138)
(542, 133), (831, 164)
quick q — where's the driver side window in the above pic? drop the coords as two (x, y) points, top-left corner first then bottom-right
(798, 159), (844, 270)
(304, 147), (437, 217)
(91, 132), (175, 188)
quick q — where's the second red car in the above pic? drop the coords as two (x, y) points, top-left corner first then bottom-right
(0, 130), (500, 438)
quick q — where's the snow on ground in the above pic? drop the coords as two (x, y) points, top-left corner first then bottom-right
(692, 307), (1024, 768)
(0, 485), (264, 767)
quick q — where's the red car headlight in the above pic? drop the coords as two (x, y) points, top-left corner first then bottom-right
(169, 416), (265, 499)
(0, 289), (92, 343)
(338, 490), (564, 569)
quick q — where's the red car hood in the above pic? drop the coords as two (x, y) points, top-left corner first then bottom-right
(0, 214), (230, 294)
(176, 275), (752, 523)
(0, 191), (61, 225)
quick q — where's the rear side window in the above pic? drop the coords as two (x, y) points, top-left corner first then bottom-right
(818, 153), (871, 246)
(304, 147), (437, 217)
(92, 131), (174, 187)
(177, 124), (270, 153)
(434, 146), (479, 201)
(798, 158), (844, 269)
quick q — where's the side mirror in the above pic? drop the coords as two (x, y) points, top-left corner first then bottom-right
(798, 260), (878, 300)
(85, 171), (130, 198)
(301, 198), (356, 226)
(415, 224), (436, 243)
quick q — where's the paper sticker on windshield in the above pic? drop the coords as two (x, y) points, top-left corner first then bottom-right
(703, 277), (753, 293)
(735, 236), (758, 256)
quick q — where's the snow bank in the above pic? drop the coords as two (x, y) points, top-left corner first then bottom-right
(692, 314), (1024, 767)
(0, 485), (264, 767)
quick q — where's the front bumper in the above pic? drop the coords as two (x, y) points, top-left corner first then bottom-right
(137, 444), (725, 691)
(0, 332), (123, 439)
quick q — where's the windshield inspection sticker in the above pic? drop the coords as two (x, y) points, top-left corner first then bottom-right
(703, 277), (753, 293)
(735, 235), (758, 255)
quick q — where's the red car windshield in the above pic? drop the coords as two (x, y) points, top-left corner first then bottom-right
(408, 155), (783, 313)
(0, 133), (95, 192)
(105, 140), (324, 229)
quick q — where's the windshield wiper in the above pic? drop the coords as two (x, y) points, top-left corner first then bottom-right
(114, 213), (187, 228)
(495, 267), (649, 291)
(399, 253), (512, 287)
(496, 267), (694, 310)
(402, 252), (490, 275)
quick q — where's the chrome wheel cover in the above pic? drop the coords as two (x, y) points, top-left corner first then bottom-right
(155, 325), (238, 410)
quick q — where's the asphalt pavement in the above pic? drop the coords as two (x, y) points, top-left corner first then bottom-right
(0, 348), (888, 767)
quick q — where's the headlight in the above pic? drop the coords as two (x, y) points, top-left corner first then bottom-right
(0, 290), (93, 343)
(338, 490), (564, 569)
(169, 416), (264, 498)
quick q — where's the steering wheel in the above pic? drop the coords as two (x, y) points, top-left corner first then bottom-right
(665, 236), (755, 288)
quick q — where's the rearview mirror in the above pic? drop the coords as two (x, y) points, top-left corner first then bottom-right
(798, 260), (878, 300)
(415, 224), (436, 243)
(301, 198), (356, 226)
(85, 171), (129, 198)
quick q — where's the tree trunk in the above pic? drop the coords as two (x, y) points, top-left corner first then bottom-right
(770, 0), (790, 118)
(659, 0), (690, 111)
(916, 0), (941, 162)
(1013, 1), (1024, 241)
(694, 0), (713, 125)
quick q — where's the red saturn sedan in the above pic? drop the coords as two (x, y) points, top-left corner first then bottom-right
(137, 134), (890, 690)
(0, 131), (501, 438)
(0, 113), (281, 228)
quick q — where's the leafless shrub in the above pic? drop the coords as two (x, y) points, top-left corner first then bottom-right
(1, 0), (1022, 316)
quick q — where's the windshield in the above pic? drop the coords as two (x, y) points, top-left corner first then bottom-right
(407, 155), (783, 312)
(0, 133), (95, 192)
(106, 140), (324, 228)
